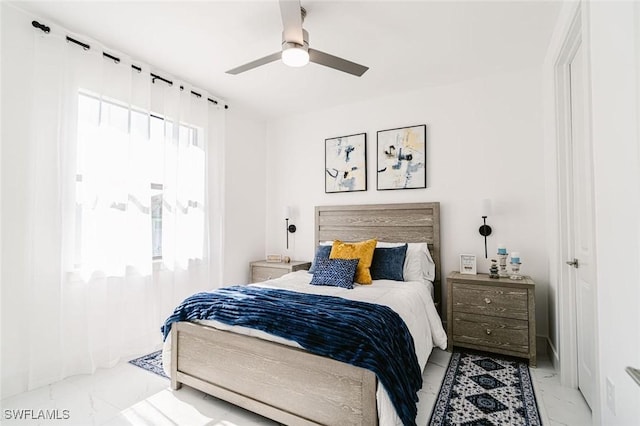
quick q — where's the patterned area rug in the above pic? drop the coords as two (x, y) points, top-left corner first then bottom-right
(429, 350), (541, 426)
(128, 350), (169, 379)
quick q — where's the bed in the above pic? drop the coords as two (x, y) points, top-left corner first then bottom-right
(162, 202), (446, 425)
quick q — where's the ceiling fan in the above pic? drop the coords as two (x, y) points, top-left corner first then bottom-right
(226, 0), (369, 77)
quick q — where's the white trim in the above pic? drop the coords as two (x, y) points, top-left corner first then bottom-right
(554, 6), (582, 389)
(547, 336), (560, 371)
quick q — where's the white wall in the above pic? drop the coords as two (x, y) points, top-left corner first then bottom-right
(223, 107), (267, 285)
(589, 1), (640, 424)
(264, 67), (549, 337)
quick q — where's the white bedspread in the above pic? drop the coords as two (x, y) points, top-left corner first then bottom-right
(162, 271), (447, 425)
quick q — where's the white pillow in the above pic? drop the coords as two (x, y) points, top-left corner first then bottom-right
(376, 242), (435, 282)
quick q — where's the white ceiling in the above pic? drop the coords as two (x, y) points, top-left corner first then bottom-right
(14, 0), (562, 119)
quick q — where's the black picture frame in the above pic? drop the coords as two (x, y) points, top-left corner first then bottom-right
(376, 124), (426, 190)
(325, 133), (367, 193)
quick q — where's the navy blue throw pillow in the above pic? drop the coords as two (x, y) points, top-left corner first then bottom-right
(308, 245), (332, 273)
(370, 244), (408, 281)
(310, 258), (359, 289)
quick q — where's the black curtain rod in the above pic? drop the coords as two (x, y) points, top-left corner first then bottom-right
(32, 20), (228, 109)
(31, 20), (50, 33)
(66, 35), (90, 50)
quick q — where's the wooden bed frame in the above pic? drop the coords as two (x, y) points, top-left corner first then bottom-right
(170, 202), (441, 425)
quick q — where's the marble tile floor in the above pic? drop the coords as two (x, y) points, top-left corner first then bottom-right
(1, 349), (591, 426)
(529, 355), (592, 426)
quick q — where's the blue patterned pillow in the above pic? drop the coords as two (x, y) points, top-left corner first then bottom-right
(308, 245), (332, 273)
(370, 244), (408, 281)
(310, 258), (359, 289)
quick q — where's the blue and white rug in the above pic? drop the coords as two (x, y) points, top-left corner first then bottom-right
(128, 350), (169, 379)
(429, 350), (541, 426)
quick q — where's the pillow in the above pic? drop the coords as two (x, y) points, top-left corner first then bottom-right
(310, 258), (359, 289)
(370, 244), (408, 281)
(329, 239), (377, 284)
(308, 245), (333, 273)
(377, 242), (436, 282)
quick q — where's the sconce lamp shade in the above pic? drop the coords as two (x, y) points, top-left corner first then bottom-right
(284, 205), (292, 219)
(481, 199), (492, 217)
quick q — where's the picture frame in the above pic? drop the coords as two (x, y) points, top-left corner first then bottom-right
(459, 254), (477, 275)
(325, 133), (367, 193)
(266, 254), (283, 263)
(377, 124), (426, 190)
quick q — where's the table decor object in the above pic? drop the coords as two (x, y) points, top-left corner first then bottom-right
(510, 251), (523, 280)
(489, 259), (500, 279)
(497, 244), (509, 277)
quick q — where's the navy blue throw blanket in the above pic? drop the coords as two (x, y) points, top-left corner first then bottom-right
(161, 286), (422, 426)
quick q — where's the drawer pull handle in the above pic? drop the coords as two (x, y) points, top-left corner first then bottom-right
(486, 329), (492, 335)
(484, 297), (492, 304)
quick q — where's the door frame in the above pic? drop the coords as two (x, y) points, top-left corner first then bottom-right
(554, 3), (581, 390)
(553, 1), (600, 414)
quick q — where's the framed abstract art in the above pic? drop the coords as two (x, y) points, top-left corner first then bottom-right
(325, 133), (367, 193)
(376, 124), (426, 190)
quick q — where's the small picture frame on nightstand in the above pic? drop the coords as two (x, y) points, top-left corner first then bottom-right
(266, 254), (282, 263)
(459, 254), (477, 275)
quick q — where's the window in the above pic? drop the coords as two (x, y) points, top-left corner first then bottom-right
(75, 92), (205, 274)
(151, 185), (163, 259)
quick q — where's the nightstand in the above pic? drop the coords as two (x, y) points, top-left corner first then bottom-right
(447, 272), (537, 366)
(250, 260), (311, 283)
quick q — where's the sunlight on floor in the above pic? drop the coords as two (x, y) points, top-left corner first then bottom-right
(121, 390), (214, 426)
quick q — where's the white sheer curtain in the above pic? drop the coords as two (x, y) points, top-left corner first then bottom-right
(20, 26), (224, 389)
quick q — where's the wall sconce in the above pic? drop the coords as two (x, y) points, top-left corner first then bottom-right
(284, 206), (297, 249)
(479, 199), (492, 258)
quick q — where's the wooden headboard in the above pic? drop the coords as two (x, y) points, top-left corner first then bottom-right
(314, 202), (442, 313)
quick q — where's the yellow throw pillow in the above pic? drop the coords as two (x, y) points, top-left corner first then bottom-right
(329, 239), (377, 284)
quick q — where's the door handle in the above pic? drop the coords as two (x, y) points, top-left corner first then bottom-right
(566, 258), (579, 268)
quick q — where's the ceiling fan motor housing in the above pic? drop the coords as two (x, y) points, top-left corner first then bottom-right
(282, 28), (309, 52)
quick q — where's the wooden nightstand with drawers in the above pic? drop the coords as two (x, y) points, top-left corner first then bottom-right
(250, 260), (311, 283)
(447, 272), (536, 366)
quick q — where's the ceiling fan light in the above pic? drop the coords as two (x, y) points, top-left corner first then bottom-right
(282, 46), (309, 67)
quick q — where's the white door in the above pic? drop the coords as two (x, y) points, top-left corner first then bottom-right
(568, 43), (597, 409)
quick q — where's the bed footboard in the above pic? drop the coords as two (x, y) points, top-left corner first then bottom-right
(171, 321), (378, 426)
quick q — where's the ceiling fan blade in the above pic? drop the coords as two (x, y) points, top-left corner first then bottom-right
(226, 52), (282, 75)
(309, 49), (369, 77)
(279, 0), (304, 45)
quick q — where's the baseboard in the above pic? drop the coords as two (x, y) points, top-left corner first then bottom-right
(547, 337), (559, 370)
